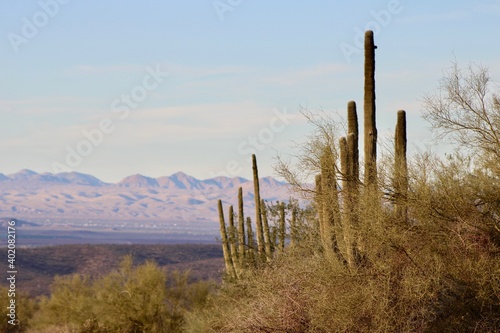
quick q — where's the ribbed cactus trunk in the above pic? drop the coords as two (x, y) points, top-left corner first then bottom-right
(290, 205), (298, 246)
(339, 136), (355, 267)
(320, 146), (342, 259)
(347, 101), (361, 265)
(218, 200), (236, 278)
(394, 110), (408, 223)
(364, 30), (378, 189)
(346, 133), (357, 201)
(278, 201), (286, 252)
(347, 101), (359, 185)
(347, 132), (359, 220)
(237, 187), (246, 266)
(340, 137), (348, 190)
(228, 205), (239, 275)
(245, 216), (257, 266)
(260, 199), (273, 260)
(315, 174), (324, 237)
(252, 154), (265, 258)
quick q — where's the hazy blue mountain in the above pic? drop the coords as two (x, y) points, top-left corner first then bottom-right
(0, 170), (292, 223)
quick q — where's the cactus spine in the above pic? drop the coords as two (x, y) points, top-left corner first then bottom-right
(218, 200), (236, 278)
(364, 30), (378, 189)
(394, 110), (408, 222)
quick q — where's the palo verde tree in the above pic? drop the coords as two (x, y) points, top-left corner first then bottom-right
(31, 256), (212, 333)
(422, 61), (500, 245)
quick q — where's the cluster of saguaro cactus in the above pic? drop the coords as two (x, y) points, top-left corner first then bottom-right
(218, 154), (288, 279)
(314, 100), (363, 267)
(218, 30), (409, 275)
(314, 30), (409, 268)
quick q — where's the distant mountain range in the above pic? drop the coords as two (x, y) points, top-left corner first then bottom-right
(0, 170), (292, 223)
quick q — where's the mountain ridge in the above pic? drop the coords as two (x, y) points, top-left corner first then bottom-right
(0, 170), (291, 223)
(2, 170), (286, 189)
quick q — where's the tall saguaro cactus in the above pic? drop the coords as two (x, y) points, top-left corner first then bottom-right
(261, 199), (273, 260)
(364, 30), (378, 188)
(315, 174), (323, 236)
(237, 187), (246, 265)
(252, 154), (265, 256)
(278, 201), (286, 252)
(339, 136), (355, 267)
(347, 101), (359, 184)
(339, 137), (348, 188)
(345, 101), (360, 227)
(228, 205), (238, 270)
(394, 110), (408, 222)
(320, 146), (342, 258)
(346, 133), (359, 225)
(218, 200), (237, 278)
(245, 216), (257, 265)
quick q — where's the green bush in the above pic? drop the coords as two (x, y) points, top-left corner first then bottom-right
(0, 286), (38, 332)
(30, 256), (212, 333)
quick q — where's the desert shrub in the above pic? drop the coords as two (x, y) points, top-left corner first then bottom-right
(32, 273), (94, 330)
(0, 285), (38, 332)
(30, 255), (213, 333)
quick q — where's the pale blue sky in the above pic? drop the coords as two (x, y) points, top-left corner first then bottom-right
(1, 0), (499, 182)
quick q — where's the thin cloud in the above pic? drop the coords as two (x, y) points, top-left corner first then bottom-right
(66, 64), (144, 76)
(0, 97), (87, 115)
(165, 63), (255, 78)
(263, 63), (351, 86)
(122, 102), (293, 139)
